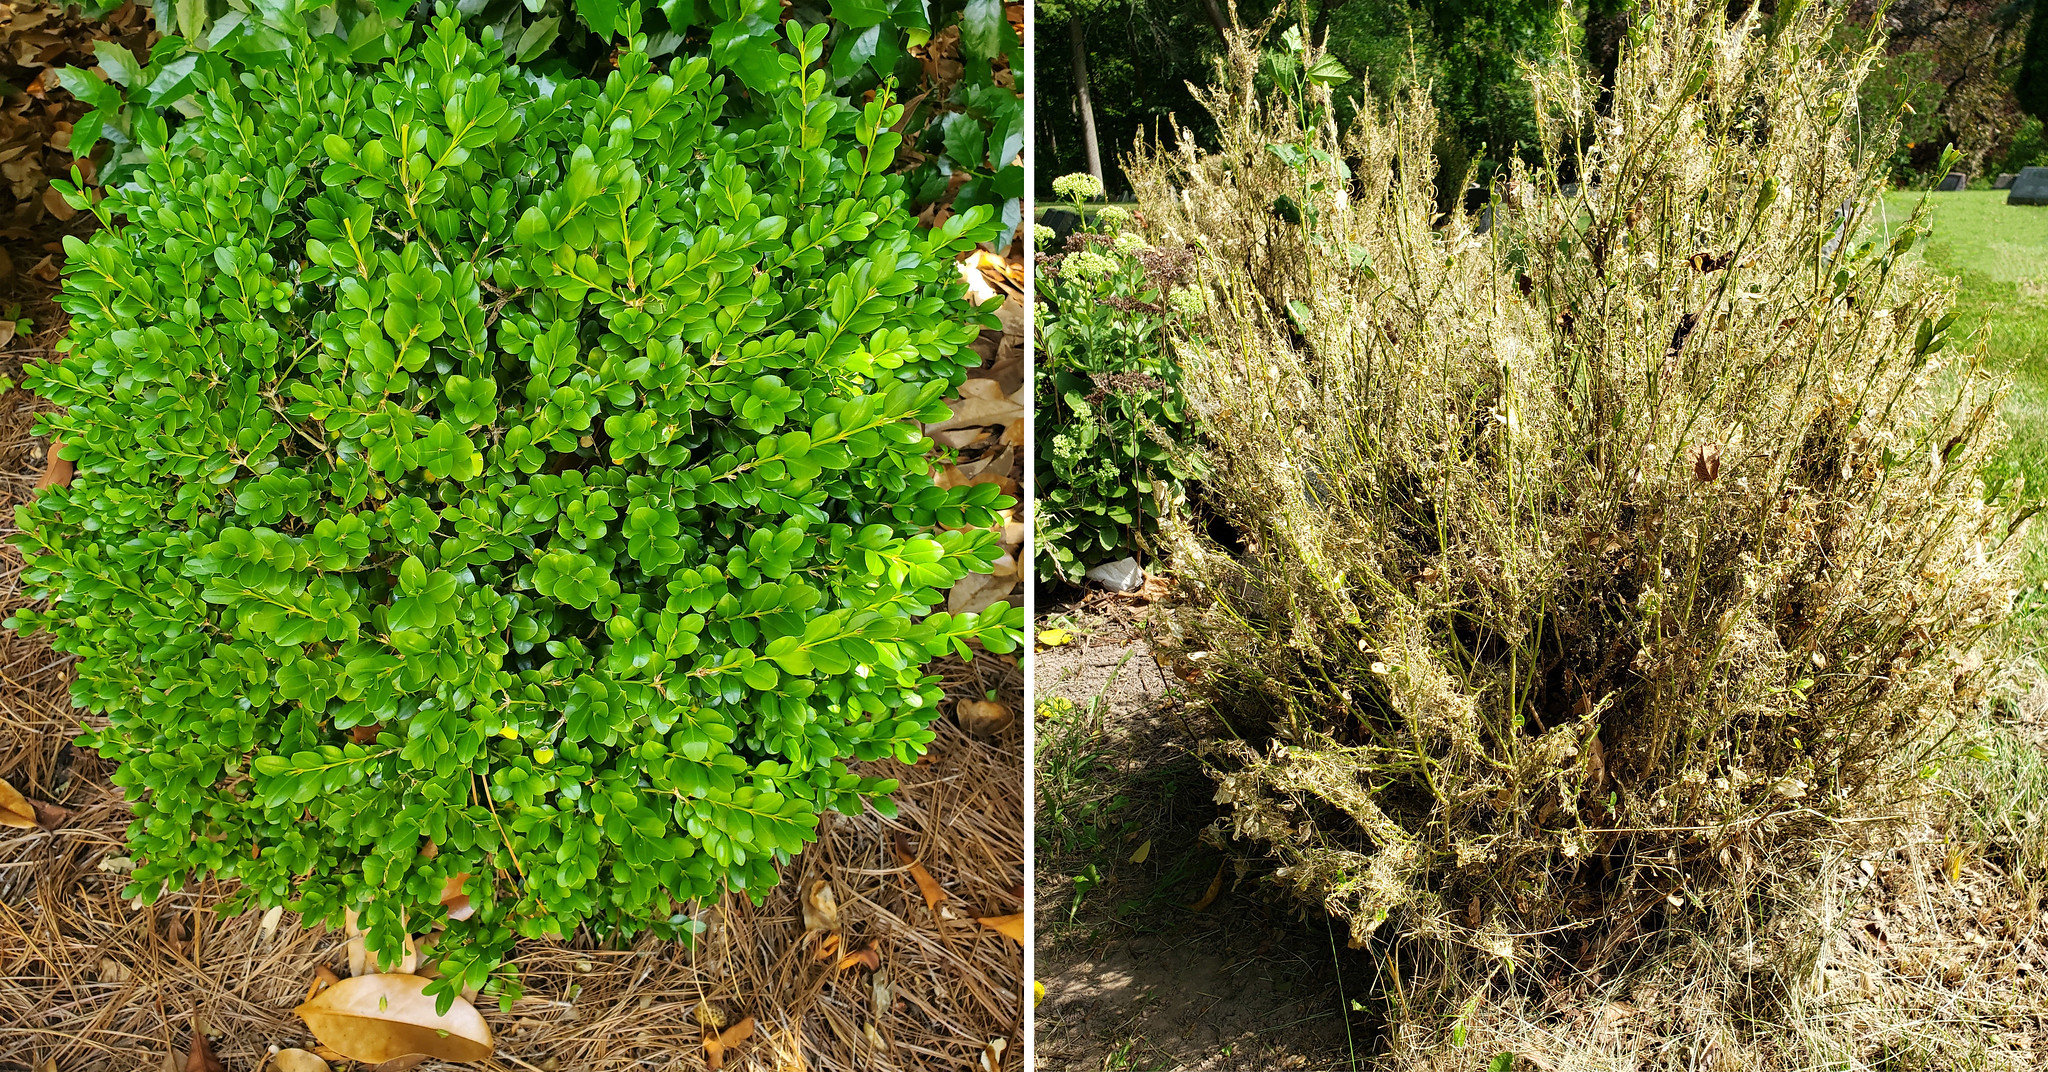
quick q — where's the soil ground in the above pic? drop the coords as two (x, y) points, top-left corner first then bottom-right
(1033, 596), (1370, 1072)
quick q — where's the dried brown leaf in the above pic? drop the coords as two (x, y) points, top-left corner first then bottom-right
(802, 878), (841, 935)
(1690, 441), (1721, 483)
(955, 698), (1015, 737)
(438, 872), (472, 921)
(35, 439), (70, 490)
(836, 939), (881, 972)
(185, 1030), (224, 1072)
(892, 835), (956, 920)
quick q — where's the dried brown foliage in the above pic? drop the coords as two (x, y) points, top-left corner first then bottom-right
(1134, 0), (2027, 1024)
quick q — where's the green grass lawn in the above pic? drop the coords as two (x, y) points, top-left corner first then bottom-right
(1882, 189), (2048, 648)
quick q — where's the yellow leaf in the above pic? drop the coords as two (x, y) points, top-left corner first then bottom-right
(1036, 628), (1072, 649)
(1189, 862), (1227, 913)
(265, 1050), (332, 1072)
(976, 914), (1024, 943)
(293, 973), (493, 1063)
(706, 1016), (756, 1070)
(0, 777), (39, 829)
(1129, 839), (1152, 865)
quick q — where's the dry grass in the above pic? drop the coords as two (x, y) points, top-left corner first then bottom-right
(0, 303), (1023, 1070)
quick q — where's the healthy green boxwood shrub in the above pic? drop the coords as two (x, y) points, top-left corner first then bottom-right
(1033, 189), (1202, 584)
(11, 13), (1018, 1007)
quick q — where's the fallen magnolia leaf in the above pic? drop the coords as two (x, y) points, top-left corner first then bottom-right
(186, 1030), (225, 1072)
(367, 1056), (429, 1072)
(956, 698), (1015, 737)
(836, 938), (881, 972)
(0, 777), (37, 829)
(1189, 862), (1227, 913)
(924, 379), (1022, 437)
(975, 914), (1023, 944)
(947, 570), (1017, 615)
(956, 258), (1001, 306)
(703, 1015), (755, 1071)
(892, 834), (957, 920)
(980, 1037), (1008, 1072)
(802, 878), (841, 935)
(1035, 628), (1073, 649)
(343, 908), (417, 976)
(293, 973), (492, 1063)
(266, 1050), (331, 1072)
(1129, 839), (1152, 865)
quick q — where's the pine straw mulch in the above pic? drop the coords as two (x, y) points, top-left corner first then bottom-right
(0, 206), (1025, 1072)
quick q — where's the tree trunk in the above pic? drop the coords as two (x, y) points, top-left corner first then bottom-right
(1070, 18), (1104, 187)
(1200, 0), (1230, 37)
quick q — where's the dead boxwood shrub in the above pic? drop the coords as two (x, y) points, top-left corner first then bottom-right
(1135, 0), (2026, 1015)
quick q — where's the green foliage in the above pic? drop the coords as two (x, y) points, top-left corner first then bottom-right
(1033, 196), (1200, 584)
(11, 13), (1019, 1009)
(2018, 2), (2048, 123)
(70, 0), (1021, 241)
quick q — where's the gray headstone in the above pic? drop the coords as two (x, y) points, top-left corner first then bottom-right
(1935, 171), (1967, 191)
(1995, 173), (2017, 190)
(2009, 167), (2048, 206)
(1039, 207), (1082, 249)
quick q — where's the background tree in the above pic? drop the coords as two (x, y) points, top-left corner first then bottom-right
(1033, 0), (1584, 199)
(1036, 0), (2045, 197)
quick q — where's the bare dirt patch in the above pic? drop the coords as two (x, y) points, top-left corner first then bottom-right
(1033, 600), (1370, 1072)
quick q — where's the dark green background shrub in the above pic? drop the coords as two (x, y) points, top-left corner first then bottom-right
(11, 12), (1018, 1007)
(73, 0), (1022, 241)
(1032, 201), (1200, 584)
